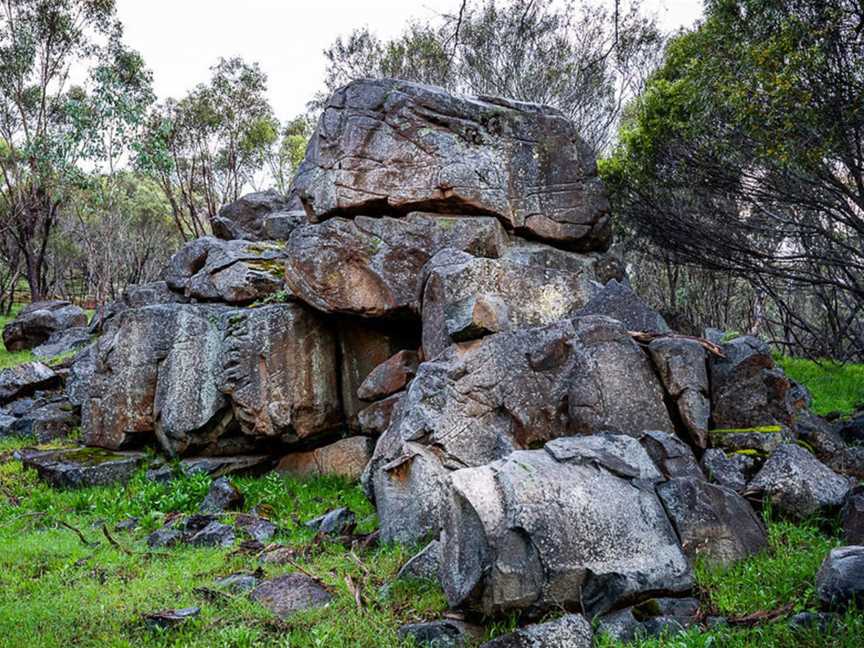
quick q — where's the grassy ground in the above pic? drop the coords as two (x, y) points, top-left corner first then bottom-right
(777, 356), (864, 416)
(0, 435), (862, 647)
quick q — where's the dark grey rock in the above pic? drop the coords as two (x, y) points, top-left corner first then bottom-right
(143, 607), (200, 629)
(305, 507), (355, 536)
(744, 444), (851, 519)
(709, 426), (794, 455)
(795, 410), (845, 462)
(263, 211), (305, 240)
(789, 611), (836, 631)
(480, 614), (593, 647)
(213, 573), (260, 594)
(250, 573), (332, 619)
(147, 527), (183, 548)
(366, 316), (674, 544)
(11, 400), (79, 442)
(0, 362), (59, 405)
(20, 447), (146, 489)
(657, 477), (768, 565)
(115, 517), (139, 532)
(179, 455), (273, 478)
(574, 280), (670, 332)
(700, 448), (757, 493)
(440, 445), (692, 617)
(3, 301), (88, 351)
(816, 545), (864, 611)
(122, 281), (188, 308)
(648, 337), (710, 447)
(234, 514), (277, 543)
(639, 430), (704, 480)
(709, 336), (798, 430)
(32, 327), (91, 359)
(396, 540), (441, 582)
(66, 344), (95, 408)
(189, 521), (235, 548)
(397, 620), (483, 648)
(212, 190), (294, 241)
(295, 78), (610, 251)
(841, 486), (864, 544)
(199, 477), (244, 513)
(598, 598), (699, 643)
(838, 414), (864, 445)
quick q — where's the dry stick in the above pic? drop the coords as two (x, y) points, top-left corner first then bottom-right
(344, 574), (363, 609)
(101, 523), (133, 556)
(57, 519), (98, 548)
(628, 330), (726, 358)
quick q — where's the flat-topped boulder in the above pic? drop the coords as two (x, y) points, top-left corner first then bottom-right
(3, 301), (88, 351)
(0, 362), (59, 405)
(293, 78), (611, 251)
(20, 447), (147, 488)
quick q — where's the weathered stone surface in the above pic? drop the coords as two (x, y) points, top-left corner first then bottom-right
(709, 426), (794, 455)
(85, 303), (341, 454)
(20, 447), (146, 489)
(3, 301), (88, 351)
(143, 607), (200, 629)
(638, 430), (704, 480)
(213, 573), (261, 594)
(338, 323), (415, 429)
(744, 444), (851, 519)
(0, 362), (59, 405)
(357, 350), (419, 401)
(816, 546), (864, 611)
(234, 514), (277, 543)
(574, 280), (670, 332)
(32, 327), (91, 359)
(179, 455), (273, 478)
(838, 413), (864, 445)
(285, 213), (507, 318)
(147, 527), (183, 548)
(276, 436), (374, 481)
(357, 393), (403, 436)
(250, 574), (332, 619)
(163, 237), (288, 304)
(480, 614), (593, 648)
(648, 338), (710, 448)
(9, 399), (79, 442)
(710, 336), (798, 430)
(396, 540), (442, 582)
(841, 486), (864, 545)
(598, 598), (699, 643)
(397, 620), (483, 648)
(421, 250), (596, 358)
(657, 477), (767, 565)
(264, 211), (306, 240)
(700, 449), (756, 493)
(294, 78), (611, 251)
(189, 521), (236, 548)
(199, 476), (244, 513)
(212, 190), (296, 241)
(122, 281), (188, 309)
(305, 507), (356, 536)
(796, 410), (846, 463)
(440, 446), (692, 617)
(366, 316), (673, 543)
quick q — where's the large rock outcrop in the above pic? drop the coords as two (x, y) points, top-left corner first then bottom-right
(83, 303), (340, 455)
(365, 315), (674, 543)
(293, 78), (611, 251)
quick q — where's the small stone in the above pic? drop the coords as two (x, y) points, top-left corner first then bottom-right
(357, 350), (419, 401)
(480, 614), (592, 647)
(143, 607), (200, 629)
(816, 546), (864, 611)
(214, 573), (260, 594)
(189, 521), (235, 548)
(115, 517), (139, 532)
(250, 573), (332, 619)
(396, 540), (441, 582)
(199, 477), (244, 513)
(147, 527), (183, 549)
(841, 486), (864, 544)
(234, 514), (277, 543)
(305, 508), (355, 536)
(700, 448), (757, 493)
(397, 620), (484, 648)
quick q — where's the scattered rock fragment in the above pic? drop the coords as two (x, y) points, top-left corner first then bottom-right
(816, 546), (864, 611)
(397, 619), (484, 648)
(305, 508), (356, 536)
(250, 573), (332, 619)
(480, 614), (593, 647)
(199, 477), (244, 513)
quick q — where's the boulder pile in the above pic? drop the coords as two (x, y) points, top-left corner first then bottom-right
(2, 78), (861, 640)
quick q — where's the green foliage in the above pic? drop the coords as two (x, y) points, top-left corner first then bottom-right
(777, 356), (864, 416)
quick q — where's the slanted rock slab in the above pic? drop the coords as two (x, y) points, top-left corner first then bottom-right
(20, 447), (146, 489)
(480, 614), (593, 648)
(250, 573), (332, 619)
(816, 546), (864, 611)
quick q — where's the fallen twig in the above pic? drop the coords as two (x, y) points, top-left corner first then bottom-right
(101, 524), (133, 555)
(628, 330), (726, 358)
(345, 573), (363, 609)
(57, 520), (98, 548)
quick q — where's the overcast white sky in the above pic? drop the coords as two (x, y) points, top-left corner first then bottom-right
(115, 0), (704, 121)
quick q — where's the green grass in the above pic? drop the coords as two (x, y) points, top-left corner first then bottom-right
(777, 356), (864, 416)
